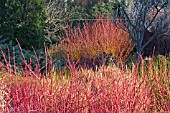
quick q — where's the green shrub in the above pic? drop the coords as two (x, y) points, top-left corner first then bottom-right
(91, 1), (114, 18)
(0, 0), (46, 50)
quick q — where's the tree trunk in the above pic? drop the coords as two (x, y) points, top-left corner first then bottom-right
(136, 31), (144, 61)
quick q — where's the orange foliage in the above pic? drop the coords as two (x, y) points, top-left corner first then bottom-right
(49, 20), (134, 62)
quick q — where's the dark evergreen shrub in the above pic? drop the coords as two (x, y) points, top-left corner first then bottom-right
(0, 0), (46, 50)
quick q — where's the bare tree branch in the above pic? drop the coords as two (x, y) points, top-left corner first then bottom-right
(112, 0), (169, 60)
(146, 1), (168, 30)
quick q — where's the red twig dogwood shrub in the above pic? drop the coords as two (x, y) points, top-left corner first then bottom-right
(139, 56), (170, 112)
(0, 40), (169, 113)
(49, 20), (134, 63)
(0, 54), (170, 112)
(0, 63), (153, 113)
